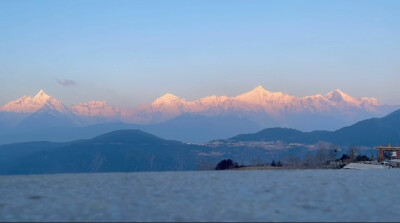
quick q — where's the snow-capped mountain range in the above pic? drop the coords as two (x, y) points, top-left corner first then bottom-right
(0, 86), (397, 131)
(1, 90), (69, 113)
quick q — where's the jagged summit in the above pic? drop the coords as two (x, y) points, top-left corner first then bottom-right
(35, 89), (48, 97)
(326, 89), (360, 105)
(253, 85), (268, 92)
(328, 89), (344, 94)
(159, 93), (180, 100)
(246, 85), (274, 95)
(235, 85), (289, 105)
(33, 90), (51, 102)
(326, 89), (347, 97)
(151, 93), (184, 106)
(0, 90), (68, 113)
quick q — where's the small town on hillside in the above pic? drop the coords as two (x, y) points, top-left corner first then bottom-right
(214, 144), (400, 170)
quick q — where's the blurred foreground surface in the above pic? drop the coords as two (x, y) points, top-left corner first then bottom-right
(0, 170), (399, 222)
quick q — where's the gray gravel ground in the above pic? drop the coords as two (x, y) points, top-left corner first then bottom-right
(0, 169), (400, 222)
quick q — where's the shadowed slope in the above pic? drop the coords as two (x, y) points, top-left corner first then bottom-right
(230, 109), (400, 147)
(0, 130), (213, 175)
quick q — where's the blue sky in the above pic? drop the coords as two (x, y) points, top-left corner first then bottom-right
(0, 0), (399, 107)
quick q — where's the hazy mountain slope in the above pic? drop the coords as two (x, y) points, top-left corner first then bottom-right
(0, 129), (310, 175)
(326, 109), (400, 146)
(230, 109), (400, 147)
(0, 141), (67, 174)
(0, 130), (217, 175)
(0, 123), (142, 145)
(0, 114), (262, 144)
(0, 112), (30, 131)
(141, 114), (263, 143)
(70, 101), (123, 125)
(232, 128), (329, 144)
(0, 130), (318, 175)
(16, 109), (77, 130)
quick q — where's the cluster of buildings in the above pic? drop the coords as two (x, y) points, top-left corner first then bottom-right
(376, 144), (400, 167)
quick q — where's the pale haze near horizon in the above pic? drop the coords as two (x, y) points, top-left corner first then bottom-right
(0, 0), (399, 107)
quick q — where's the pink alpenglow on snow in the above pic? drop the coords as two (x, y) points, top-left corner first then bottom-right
(0, 90), (69, 113)
(70, 101), (121, 118)
(0, 87), (394, 130)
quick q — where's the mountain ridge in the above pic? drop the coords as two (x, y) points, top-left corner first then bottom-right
(0, 87), (398, 132)
(2, 109), (400, 175)
(229, 108), (400, 147)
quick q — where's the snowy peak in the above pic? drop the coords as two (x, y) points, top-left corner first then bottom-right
(252, 85), (269, 93)
(246, 85), (272, 96)
(325, 89), (367, 107)
(139, 86), (384, 120)
(327, 89), (345, 95)
(235, 85), (293, 106)
(0, 90), (68, 113)
(152, 93), (184, 106)
(157, 93), (181, 100)
(326, 89), (350, 101)
(0, 87), (388, 126)
(33, 90), (50, 101)
(236, 85), (270, 101)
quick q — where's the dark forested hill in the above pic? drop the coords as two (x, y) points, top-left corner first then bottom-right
(0, 130), (217, 175)
(231, 109), (400, 147)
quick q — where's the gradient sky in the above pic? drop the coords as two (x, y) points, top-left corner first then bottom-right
(0, 0), (399, 107)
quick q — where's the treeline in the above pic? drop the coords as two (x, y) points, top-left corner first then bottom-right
(214, 159), (283, 170)
(213, 146), (375, 170)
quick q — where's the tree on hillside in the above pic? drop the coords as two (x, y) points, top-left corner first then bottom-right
(215, 159), (239, 170)
(355, 155), (371, 162)
(339, 154), (350, 161)
(348, 146), (359, 161)
(328, 145), (340, 161)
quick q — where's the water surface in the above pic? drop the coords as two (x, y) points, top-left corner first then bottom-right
(0, 169), (399, 222)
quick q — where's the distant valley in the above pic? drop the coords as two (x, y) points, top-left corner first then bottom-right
(1, 109), (400, 175)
